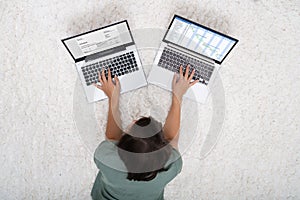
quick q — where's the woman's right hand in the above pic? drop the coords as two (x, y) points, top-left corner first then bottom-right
(172, 65), (199, 101)
(93, 68), (120, 101)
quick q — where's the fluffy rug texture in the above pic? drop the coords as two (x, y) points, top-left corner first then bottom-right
(0, 0), (299, 199)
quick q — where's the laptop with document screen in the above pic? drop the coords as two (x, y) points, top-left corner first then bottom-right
(62, 20), (147, 102)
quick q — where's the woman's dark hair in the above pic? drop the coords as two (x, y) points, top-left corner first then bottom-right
(117, 117), (172, 181)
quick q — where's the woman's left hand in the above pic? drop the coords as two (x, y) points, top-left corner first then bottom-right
(93, 68), (120, 100)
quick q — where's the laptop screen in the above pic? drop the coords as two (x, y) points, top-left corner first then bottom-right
(62, 21), (134, 61)
(163, 15), (238, 64)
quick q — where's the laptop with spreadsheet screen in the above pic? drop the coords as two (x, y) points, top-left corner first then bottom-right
(62, 20), (147, 102)
(148, 15), (238, 103)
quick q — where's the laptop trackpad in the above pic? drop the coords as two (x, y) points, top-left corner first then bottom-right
(149, 67), (173, 90)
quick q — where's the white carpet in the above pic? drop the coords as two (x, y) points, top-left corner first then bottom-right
(0, 0), (299, 199)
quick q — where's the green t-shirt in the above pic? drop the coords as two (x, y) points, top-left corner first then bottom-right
(91, 140), (182, 200)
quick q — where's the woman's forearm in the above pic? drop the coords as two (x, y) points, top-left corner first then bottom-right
(163, 95), (181, 141)
(105, 98), (122, 140)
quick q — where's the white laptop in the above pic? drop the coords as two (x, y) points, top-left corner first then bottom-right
(148, 15), (238, 103)
(62, 20), (147, 102)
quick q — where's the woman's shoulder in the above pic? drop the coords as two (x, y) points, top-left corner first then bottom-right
(94, 140), (182, 174)
(152, 147), (182, 184)
(165, 147), (183, 172)
(94, 140), (115, 158)
(94, 140), (128, 172)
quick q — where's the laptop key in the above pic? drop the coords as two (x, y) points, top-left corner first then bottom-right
(82, 51), (139, 86)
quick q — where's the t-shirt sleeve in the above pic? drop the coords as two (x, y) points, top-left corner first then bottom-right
(167, 148), (183, 174)
(160, 148), (183, 184)
(172, 148), (183, 174)
(93, 140), (120, 170)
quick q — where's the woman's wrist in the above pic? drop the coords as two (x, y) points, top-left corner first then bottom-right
(172, 94), (182, 105)
(109, 96), (119, 107)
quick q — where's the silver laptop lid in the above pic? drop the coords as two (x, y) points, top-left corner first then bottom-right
(61, 20), (134, 62)
(163, 15), (238, 64)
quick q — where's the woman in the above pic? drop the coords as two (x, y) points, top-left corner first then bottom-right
(91, 65), (198, 200)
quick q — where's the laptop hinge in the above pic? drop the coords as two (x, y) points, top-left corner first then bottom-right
(167, 43), (214, 64)
(85, 45), (127, 62)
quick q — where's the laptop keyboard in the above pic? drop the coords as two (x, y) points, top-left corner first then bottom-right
(82, 51), (138, 86)
(158, 47), (214, 85)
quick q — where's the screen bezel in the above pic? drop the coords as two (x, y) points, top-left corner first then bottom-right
(163, 15), (239, 64)
(61, 20), (135, 62)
